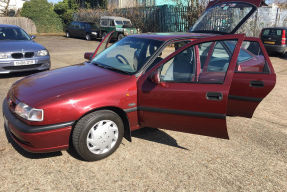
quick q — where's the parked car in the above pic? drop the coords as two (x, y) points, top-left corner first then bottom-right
(3, 0), (276, 161)
(65, 21), (100, 41)
(0, 24), (50, 74)
(100, 16), (139, 41)
(260, 27), (287, 56)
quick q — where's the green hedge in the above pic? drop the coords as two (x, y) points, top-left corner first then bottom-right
(21, 0), (63, 33)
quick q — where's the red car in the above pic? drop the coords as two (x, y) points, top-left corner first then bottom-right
(3, 0), (276, 161)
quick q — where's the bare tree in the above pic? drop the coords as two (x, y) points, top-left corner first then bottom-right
(0, 0), (11, 16)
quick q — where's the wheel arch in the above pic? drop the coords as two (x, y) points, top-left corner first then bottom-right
(73, 106), (132, 142)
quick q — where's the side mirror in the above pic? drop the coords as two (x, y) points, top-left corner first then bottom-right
(31, 35), (36, 39)
(150, 70), (161, 84)
(84, 52), (93, 61)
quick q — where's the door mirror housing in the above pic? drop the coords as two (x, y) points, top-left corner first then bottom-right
(150, 70), (161, 84)
(84, 52), (93, 61)
(31, 35), (36, 39)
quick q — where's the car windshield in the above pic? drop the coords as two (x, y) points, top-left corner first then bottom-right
(115, 20), (124, 25)
(190, 2), (255, 34)
(123, 21), (131, 25)
(92, 37), (163, 74)
(0, 27), (31, 40)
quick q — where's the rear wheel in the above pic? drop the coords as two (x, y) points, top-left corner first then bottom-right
(72, 110), (124, 161)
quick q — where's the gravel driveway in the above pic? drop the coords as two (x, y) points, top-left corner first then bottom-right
(0, 36), (286, 192)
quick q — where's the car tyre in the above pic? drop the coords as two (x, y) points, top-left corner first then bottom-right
(102, 32), (107, 40)
(72, 110), (124, 161)
(86, 33), (91, 41)
(66, 32), (70, 38)
(118, 34), (124, 41)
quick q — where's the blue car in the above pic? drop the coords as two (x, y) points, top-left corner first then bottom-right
(0, 24), (50, 74)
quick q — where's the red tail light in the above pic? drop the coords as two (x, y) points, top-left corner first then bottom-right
(282, 30), (286, 45)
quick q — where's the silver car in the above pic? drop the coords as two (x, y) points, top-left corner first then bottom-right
(0, 24), (50, 74)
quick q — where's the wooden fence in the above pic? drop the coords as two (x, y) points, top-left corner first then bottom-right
(0, 17), (37, 34)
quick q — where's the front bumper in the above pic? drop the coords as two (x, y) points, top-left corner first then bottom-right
(3, 99), (73, 153)
(0, 56), (50, 74)
(263, 44), (287, 54)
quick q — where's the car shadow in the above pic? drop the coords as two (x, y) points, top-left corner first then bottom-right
(131, 127), (189, 150)
(4, 125), (62, 159)
(0, 71), (40, 79)
(268, 52), (287, 60)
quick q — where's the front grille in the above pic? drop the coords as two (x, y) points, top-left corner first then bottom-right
(24, 52), (34, 58)
(11, 52), (35, 59)
(11, 53), (23, 59)
(3, 64), (42, 70)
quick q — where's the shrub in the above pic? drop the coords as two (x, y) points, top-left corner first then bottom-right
(54, 0), (78, 26)
(21, 0), (63, 33)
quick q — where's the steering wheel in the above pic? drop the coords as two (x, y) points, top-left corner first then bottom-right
(116, 54), (130, 66)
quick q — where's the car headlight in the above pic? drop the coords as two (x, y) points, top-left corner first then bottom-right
(15, 102), (44, 121)
(37, 50), (48, 56)
(91, 32), (97, 35)
(0, 53), (9, 59)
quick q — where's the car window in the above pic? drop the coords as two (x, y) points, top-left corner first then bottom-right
(0, 27), (31, 41)
(123, 21), (131, 25)
(160, 46), (195, 82)
(110, 20), (115, 26)
(262, 29), (282, 36)
(74, 22), (80, 29)
(79, 23), (85, 30)
(159, 40), (237, 84)
(235, 41), (269, 73)
(198, 40), (237, 84)
(115, 20), (124, 25)
(92, 37), (163, 73)
(101, 19), (109, 26)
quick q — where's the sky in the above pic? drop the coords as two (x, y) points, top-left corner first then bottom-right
(48, 0), (62, 3)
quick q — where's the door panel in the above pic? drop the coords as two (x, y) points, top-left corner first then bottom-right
(138, 35), (245, 139)
(227, 38), (276, 117)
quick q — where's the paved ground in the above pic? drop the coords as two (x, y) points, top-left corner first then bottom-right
(0, 36), (286, 192)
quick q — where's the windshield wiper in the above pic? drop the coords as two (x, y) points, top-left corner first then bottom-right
(92, 62), (131, 74)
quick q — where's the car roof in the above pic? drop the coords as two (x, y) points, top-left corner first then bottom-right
(101, 16), (130, 21)
(0, 24), (20, 28)
(262, 27), (287, 30)
(128, 32), (219, 41)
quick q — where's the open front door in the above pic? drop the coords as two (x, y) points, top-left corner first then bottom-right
(190, 0), (266, 34)
(137, 34), (244, 139)
(91, 31), (114, 60)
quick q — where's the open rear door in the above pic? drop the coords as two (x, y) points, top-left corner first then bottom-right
(190, 0), (266, 34)
(227, 37), (276, 118)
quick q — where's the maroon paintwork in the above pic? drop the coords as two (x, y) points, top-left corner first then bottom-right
(207, 0), (266, 9)
(3, 0), (276, 153)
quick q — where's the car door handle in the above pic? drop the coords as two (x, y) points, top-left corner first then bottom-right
(250, 81), (264, 87)
(206, 92), (223, 101)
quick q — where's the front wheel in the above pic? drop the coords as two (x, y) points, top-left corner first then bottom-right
(72, 110), (124, 161)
